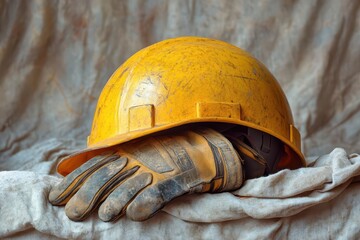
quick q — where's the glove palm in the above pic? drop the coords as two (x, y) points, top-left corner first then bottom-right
(49, 128), (243, 221)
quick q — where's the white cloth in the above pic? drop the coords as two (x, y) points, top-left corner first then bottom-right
(1, 0), (360, 239)
(1, 148), (359, 239)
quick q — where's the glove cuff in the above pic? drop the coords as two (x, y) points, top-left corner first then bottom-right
(195, 128), (244, 192)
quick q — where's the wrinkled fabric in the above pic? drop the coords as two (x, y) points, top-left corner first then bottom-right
(0, 149), (359, 239)
(164, 148), (360, 222)
(0, 0), (360, 239)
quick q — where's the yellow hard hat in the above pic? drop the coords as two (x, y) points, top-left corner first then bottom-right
(57, 36), (305, 176)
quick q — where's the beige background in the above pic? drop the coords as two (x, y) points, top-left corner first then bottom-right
(1, 1), (360, 168)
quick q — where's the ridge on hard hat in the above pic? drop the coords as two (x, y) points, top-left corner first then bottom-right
(57, 36), (305, 176)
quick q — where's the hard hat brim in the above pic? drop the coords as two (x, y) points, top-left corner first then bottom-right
(57, 118), (306, 176)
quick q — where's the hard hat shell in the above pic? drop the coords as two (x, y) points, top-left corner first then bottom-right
(57, 36), (305, 176)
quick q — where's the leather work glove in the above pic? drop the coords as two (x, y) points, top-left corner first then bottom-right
(49, 128), (244, 222)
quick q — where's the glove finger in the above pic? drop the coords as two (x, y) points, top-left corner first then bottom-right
(65, 157), (139, 221)
(126, 176), (189, 221)
(49, 152), (119, 205)
(98, 172), (153, 222)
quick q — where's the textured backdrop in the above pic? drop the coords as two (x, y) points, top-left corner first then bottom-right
(1, 0), (360, 167)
